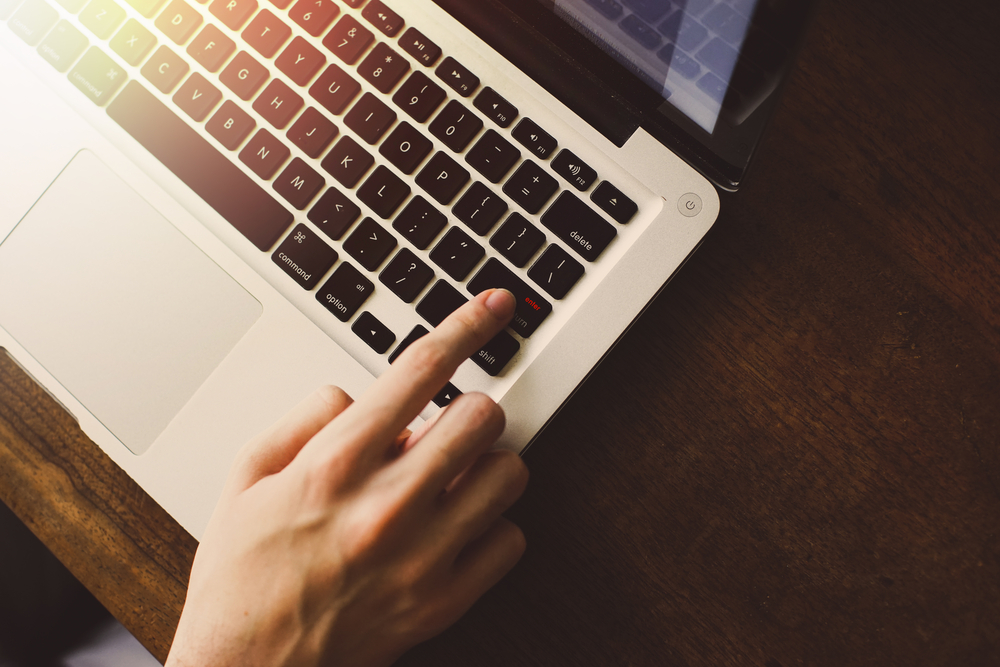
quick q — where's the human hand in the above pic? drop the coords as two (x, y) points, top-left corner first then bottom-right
(165, 289), (528, 667)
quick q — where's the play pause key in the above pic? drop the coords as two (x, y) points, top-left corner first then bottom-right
(352, 311), (395, 354)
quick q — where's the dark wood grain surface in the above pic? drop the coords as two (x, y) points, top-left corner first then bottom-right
(2, 0), (998, 664)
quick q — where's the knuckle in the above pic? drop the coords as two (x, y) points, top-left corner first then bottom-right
(314, 384), (352, 414)
(452, 392), (506, 433)
(401, 338), (451, 376)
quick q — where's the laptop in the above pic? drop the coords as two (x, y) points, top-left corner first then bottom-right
(0, 0), (812, 537)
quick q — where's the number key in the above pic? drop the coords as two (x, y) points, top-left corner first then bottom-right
(322, 14), (373, 65)
(357, 42), (409, 94)
(288, 0), (338, 36)
(429, 99), (482, 152)
(391, 71), (446, 123)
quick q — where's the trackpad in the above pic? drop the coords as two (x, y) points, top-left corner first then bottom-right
(0, 151), (261, 455)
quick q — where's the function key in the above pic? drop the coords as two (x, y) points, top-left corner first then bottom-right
(512, 118), (557, 160)
(591, 181), (637, 224)
(474, 87), (518, 128)
(288, 0), (339, 37)
(271, 224), (337, 290)
(343, 217), (397, 271)
(361, 0), (403, 37)
(417, 280), (466, 327)
(552, 148), (597, 191)
(400, 27), (441, 67)
(352, 312), (395, 354)
(502, 160), (558, 215)
(467, 258), (551, 338)
(243, 9), (292, 59)
(540, 191), (616, 262)
(317, 262), (374, 322)
(429, 99), (483, 152)
(436, 56), (479, 97)
(358, 42), (409, 94)
(208, 0), (255, 32)
(527, 244), (584, 299)
(322, 14), (373, 65)
(379, 248), (433, 303)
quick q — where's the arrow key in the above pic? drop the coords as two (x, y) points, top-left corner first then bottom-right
(591, 180), (637, 224)
(352, 311), (396, 354)
(432, 382), (462, 407)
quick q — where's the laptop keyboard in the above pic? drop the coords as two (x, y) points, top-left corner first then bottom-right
(4, 0), (641, 392)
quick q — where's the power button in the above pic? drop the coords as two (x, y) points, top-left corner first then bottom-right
(677, 193), (703, 218)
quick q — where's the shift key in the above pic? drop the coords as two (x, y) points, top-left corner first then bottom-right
(467, 258), (550, 338)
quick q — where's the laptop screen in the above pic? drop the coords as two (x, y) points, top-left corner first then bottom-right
(544, 0), (759, 134)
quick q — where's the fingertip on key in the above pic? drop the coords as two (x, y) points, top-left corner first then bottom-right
(484, 288), (516, 323)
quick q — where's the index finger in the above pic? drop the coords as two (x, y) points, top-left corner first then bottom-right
(306, 288), (515, 463)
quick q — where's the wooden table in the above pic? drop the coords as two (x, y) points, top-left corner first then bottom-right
(2, 0), (998, 664)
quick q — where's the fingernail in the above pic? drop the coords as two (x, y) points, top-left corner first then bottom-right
(485, 288), (516, 321)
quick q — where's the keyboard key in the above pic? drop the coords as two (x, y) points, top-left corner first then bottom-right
(416, 152), (469, 205)
(391, 71), (446, 123)
(53, 0), (85, 13)
(582, 0), (622, 20)
(358, 42), (409, 94)
(432, 382), (461, 407)
(474, 87), (517, 128)
(343, 217), (396, 271)
(322, 14), (373, 65)
(466, 129), (520, 183)
(220, 50), (268, 100)
(527, 244), (583, 299)
(344, 92), (396, 144)
(392, 195), (446, 250)
(68, 46), (127, 105)
(399, 26), (440, 66)
(379, 248), (433, 303)
(9, 0), (58, 46)
(436, 55), (478, 97)
(273, 157), (324, 209)
(317, 262), (373, 321)
(467, 258), (550, 337)
(503, 160), (557, 215)
(490, 212), (544, 268)
(267, 0), (290, 10)
(37, 20), (88, 73)
(155, 0), (202, 44)
(309, 64), (361, 115)
(357, 165), (409, 219)
(206, 99), (255, 149)
(552, 148), (597, 191)
(701, 3), (746, 44)
(276, 36), (325, 86)
(471, 330), (519, 376)
(287, 106), (337, 158)
(238, 128), (290, 179)
(429, 226), (483, 281)
(416, 280), (466, 326)
(320, 135), (373, 188)
(0, 0), (22, 17)
(141, 45), (188, 93)
(361, 0), (402, 37)
(288, 0), (338, 37)
(656, 43), (700, 79)
(208, 0), (255, 31)
(253, 78), (303, 129)
(111, 19), (157, 66)
(243, 9), (290, 58)
(511, 118), (556, 159)
(453, 181), (507, 235)
(272, 223), (337, 289)
(658, 10), (708, 52)
(540, 191), (616, 261)
(352, 311), (394, 353)
(389, 325), (429, 364)
(624, 0), (670, 23)
(620, 14), (660, 49)
(108, 81), (293, 250)
(173, 71), (222, 121)
(308, 187), (360, 240)
(591, 181), (637, 223)
(79, 0), (125, 39)
(121, 0), (164, 17)
(186, 24), (234, 71)
(379, 121), (432, 174)
(429, 100), (482, 152)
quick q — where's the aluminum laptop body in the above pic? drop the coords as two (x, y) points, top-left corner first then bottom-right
(0, 0), (812, 537)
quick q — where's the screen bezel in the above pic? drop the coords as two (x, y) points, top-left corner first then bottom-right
(433, 0), (815, 190)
